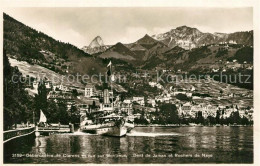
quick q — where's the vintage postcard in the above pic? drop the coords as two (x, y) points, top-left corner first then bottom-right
(1, 0), (259, 165)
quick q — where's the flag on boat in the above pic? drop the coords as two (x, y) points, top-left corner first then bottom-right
(107, 61), (112, 76)
(106, 60), (115, 81)
(39, 110), (47, 123)
(107, 61), (112, 67)
(107, 69), (111, 76)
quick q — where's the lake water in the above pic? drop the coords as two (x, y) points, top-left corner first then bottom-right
(4, 126), (253, 163)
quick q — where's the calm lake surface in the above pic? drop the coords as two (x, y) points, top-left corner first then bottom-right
(4, 126), (253, 163)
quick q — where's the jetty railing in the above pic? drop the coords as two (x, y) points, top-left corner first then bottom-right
(3, 126), (35, 143)
(37, 124), (74, 133)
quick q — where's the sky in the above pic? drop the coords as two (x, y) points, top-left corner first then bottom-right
(4, 7), (253, 48)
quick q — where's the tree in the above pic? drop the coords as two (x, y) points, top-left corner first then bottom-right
(159, 103), (179, 124)
(134, 117), (149, 125)
(196, 111), (204, 124)
(72, 89), (79, 97)
(215, 48), (228, 58)
(208, 116), (216, 125)
(34, 80), (48, 121)
(233, 46), (253, 63)
(70, 105), (80, 124)
(241, 117), (249, 125)
(176, 93), (190, 101)
(229, 111), (241, 124)
(46, 100), (69, 124)
(216, 110), (221, 124)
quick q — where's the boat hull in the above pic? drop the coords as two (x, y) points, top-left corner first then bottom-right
(124, 122), (134, 132)
(83, 126), (127, 137)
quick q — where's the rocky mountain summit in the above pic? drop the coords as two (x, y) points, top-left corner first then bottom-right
(152, 25), (253, 50)
(82, 36), (110, 54)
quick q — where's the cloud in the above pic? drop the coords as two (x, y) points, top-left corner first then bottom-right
(112, 27), (148, 44)
(4, 7), (253, 47)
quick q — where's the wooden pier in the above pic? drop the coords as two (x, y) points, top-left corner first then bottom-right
(36, 124), (74, 136)
(3, 124), (74, 143)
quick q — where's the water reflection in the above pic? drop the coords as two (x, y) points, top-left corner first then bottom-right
(35, 137), (47, 154)
(4, 126), (253, 164)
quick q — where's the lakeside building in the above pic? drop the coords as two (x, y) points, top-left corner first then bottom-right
(118, 102), (133, 115)
(147, 98), (156, 107)
(123, 98), (133, 104)
(45, 81), (52, 89)
(178, 103), (218, 119)
(149, 82), (163, 89)
(58, 84), (70, 92)
(133, 97), (145, 106)
(202, 105), (218, 118)
(178, 102), (193, 118)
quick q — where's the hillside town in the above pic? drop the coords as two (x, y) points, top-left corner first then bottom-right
(25, 63), (253, 126)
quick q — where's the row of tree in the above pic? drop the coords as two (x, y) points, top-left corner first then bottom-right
(134, 103), (253, 125)
(4, 50), (34, 130)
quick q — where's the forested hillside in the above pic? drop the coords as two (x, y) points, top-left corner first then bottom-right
(4, 13), (106, 76)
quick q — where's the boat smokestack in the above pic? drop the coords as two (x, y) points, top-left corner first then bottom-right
(104, 89), (110, 104)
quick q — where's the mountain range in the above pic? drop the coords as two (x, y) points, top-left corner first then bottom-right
(80, 25), (253, 69)
(82, 25), (253, 55)
(4, 13), (253, 75)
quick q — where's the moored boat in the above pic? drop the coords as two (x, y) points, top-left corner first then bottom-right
(124, 115), (135, 132)
(82, 114), (127, 137)
(81, 61), (134, 137)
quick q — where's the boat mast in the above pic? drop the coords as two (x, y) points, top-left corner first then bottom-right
(110, 62), (114, 109)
